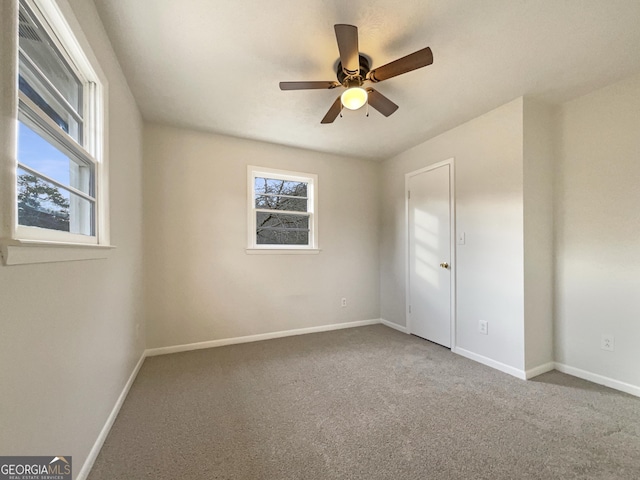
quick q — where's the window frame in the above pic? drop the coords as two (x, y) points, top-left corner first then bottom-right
(247, 166), (319, 253)
(0, 0), (112, 265)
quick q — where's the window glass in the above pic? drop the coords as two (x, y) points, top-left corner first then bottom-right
(255, 195), (307, 211)
(256, 212), (309, 245)
(18, 119), (93, 194)
(17, 167), (94, 236)
(254, 178), (307, 197)
(18, 5), (83, 113)
(19, 121), (72, 188)
(18, 71), (82, 141)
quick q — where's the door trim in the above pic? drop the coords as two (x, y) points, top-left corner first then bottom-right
(405, 158), (456, 350)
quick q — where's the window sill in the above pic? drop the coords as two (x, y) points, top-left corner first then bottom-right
(0, 239), (115, 266)
(245, 248), (321, 255)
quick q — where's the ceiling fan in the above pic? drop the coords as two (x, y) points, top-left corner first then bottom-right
(279, 24), (433, 124)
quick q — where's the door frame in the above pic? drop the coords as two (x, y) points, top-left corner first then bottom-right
(405, 158), (457, 349)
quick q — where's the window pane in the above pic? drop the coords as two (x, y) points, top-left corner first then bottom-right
(18, 168), (94, 236)
(18, 4), (83, 115)
(254, 178), (307, 197)
(18, 120), (92, 195)
(256, 212), (309, 245)
(256, 212), (309, 229)
(255, 195), (307, 212)
(19, 70), (81, 141)
(257, 228), (309, 245)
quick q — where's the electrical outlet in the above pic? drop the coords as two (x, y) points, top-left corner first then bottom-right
(479, 320), (488, 335)
(341, 297), (347, 308)
(601, 334), (614, 351)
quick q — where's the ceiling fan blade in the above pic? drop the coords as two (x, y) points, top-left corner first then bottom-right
(368, 47), (433, 83)
(321, 96), (343, 124)
(366, 88), (399, 117)
(280, 81), (340, 90)
(334, 24), (359, 75)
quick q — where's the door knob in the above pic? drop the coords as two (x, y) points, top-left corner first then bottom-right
(440, 262), (449, 269)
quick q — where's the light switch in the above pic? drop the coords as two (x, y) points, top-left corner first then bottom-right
(457, 232), (466, 245)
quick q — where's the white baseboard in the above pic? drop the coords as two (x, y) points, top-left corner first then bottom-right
(77, 351), (146, 480)
(554, 362), (640, 398)
(380, 318), (409, 334)
(525, 361), (555, 379)
(453, 347), (527, 380)
(145, 319), (382, 357)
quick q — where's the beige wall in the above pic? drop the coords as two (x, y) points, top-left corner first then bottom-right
(0, 1), (144, 478)
(380, 98), (527, 371)
(143, 124), (380, 348)
(523, 99), (555, 370)
(555, 73), (640, 389)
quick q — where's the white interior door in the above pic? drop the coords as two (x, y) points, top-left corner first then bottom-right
(408, 163), (452, 347)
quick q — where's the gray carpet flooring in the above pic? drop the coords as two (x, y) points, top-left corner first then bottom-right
(88, 325), (640, 479)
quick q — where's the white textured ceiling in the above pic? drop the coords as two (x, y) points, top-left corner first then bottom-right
(94, 0), (640, 160)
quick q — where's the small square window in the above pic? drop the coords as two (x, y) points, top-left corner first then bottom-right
(248, 166), (318, 250)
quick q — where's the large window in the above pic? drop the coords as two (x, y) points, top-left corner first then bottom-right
(247, 166), (318, 251)
(15, 0), (103, 244)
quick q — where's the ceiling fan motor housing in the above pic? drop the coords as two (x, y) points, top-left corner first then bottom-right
(337, 55), (371, 86)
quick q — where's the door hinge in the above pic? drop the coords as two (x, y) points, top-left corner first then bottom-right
(408, 190), (411, 199)
(409, 305), (412, 314)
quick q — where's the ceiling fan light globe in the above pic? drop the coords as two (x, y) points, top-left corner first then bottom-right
(341, 87), (368, 110)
